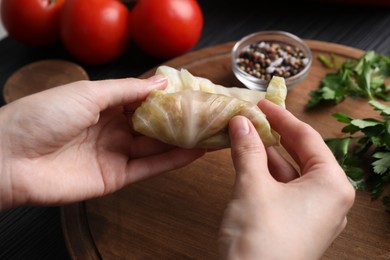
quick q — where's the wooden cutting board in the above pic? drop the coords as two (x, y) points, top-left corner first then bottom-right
(60, 40), (390, 260)
(3, 59), (89, 103)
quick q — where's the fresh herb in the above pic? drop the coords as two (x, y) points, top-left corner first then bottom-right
(318, 53), (342, 69)
(318, 54), (335, 69)
(307, 51), (390, 108)
(325, 100), (390, 211)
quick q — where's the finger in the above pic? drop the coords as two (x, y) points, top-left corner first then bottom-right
(258, 99), (336, 170)
(266, 146), (300, 182)
(229, 116), (273, 190)
(125, 148), (206, 183)
(89, 74), (167, 110)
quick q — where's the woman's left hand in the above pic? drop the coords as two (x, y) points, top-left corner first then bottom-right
(0, 75), (205, 210)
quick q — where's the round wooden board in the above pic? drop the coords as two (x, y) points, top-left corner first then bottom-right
(3, 59), (89, 103)
(61, 40), (390, 260)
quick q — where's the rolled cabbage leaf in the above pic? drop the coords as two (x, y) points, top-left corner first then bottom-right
(132, 66), (287, 149)
(155, 65), (286, 106)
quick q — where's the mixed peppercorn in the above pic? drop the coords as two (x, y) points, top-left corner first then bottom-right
(236, 41), (309, 80)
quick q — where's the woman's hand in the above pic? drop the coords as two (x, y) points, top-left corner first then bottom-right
(0, 75), (205, 210)
(219, 99), (355, 260)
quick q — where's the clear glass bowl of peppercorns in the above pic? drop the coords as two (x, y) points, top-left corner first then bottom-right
(231, 30), (312, 91)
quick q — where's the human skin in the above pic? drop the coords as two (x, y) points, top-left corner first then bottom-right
(0, 75), (205, 211)
(219, 99), (355, 260)
(0, 78), (354, 259)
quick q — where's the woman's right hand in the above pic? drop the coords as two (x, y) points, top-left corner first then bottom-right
(219, 99), (355, 260)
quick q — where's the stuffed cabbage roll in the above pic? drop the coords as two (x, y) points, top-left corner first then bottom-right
(155, 65), (286, 107)
(131, 66), (287, 149)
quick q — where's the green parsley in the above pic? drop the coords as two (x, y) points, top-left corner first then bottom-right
(318, 54), (335, 69)
(317, 53), (341, 69)
(307, 51), (390, 108)
(325, 100), (390, 212)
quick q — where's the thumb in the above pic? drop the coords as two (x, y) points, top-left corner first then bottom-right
(229, 116), (271, 191)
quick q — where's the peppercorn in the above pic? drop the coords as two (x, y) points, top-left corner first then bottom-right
(236, 41), (309, 80)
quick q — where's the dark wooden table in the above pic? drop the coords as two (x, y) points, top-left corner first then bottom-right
(1, 1), (390, 259)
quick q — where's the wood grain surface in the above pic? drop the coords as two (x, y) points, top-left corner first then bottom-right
(2, 59), (89, 103)
(61, 40), (390, 259)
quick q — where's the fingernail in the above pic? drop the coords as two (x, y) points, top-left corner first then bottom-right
(147, 74), (167, 85)
(233, 116), (250, 136)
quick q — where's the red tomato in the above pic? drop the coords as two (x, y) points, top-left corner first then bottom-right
(60, 0), (130, 65)
(1, 0), (64, 46)
(131, 0), (203, 59)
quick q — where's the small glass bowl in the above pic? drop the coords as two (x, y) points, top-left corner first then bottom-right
(231, 30), (312, 91)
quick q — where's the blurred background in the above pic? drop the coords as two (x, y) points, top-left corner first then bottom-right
(0, 1), (5, 39)
(0, 25), (5, 39)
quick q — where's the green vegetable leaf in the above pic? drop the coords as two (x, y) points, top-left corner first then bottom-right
(369, 100), (390, 116)
(332, 112), (352, 123)
(347, 176), (366, 191)
(372, 152), (390, 175)
(341, 125), (361, 134)
(318, 54), (334, 68)
(355, 58), (374, 98)
(350, 118), (382, 129)
(321, 86), (337, 100)
(312, 50), (390, 213)
(355, 136), (373, 154)
(325, 137), (351, 164)
(371, 181), (386, 199)
(307, 51), (390, 108)
(346, 166), (366, 181)
(325, 100), (390, 213)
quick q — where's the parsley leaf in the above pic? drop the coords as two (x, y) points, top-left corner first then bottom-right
(372, 152), (390, 175)
(318, 54), (335, 69)
(370, 99), (390, 116)
(326, 101), (390, 212)
(307, 51), (390, 108)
